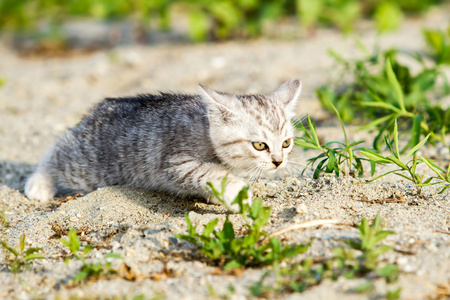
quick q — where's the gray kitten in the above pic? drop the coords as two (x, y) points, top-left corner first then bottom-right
(25, 80), (301, 209)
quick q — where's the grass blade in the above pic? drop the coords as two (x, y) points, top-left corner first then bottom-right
(405, 134), (430, 158)
(307, 115), (321, 147)
(358, 114), (395, 132)
(360, 149), (391, 164)
(393, 120), (400, 158)
(385, 58), (406, 112)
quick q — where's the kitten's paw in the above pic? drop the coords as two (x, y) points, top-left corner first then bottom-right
(223, 180), (252, 212)
(24, 172), (56, 202)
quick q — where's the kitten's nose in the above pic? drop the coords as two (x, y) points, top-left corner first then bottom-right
(272, 160), (282, 168)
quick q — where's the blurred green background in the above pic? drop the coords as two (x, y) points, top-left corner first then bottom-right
(0, 0), (444, 43)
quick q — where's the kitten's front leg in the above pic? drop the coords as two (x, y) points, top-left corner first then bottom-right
(168, 159), (252, 211)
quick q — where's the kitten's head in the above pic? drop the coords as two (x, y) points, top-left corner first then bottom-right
(199, 80), (301, 177)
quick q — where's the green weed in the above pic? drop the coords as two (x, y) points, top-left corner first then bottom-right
(176, 177), (310, 270)
(59, 228), (122, 282)
(295, 108), (371, 179)
(318, 46), (450, 150)
(0, 1), (443, 41)
(418, 156), (450, 194)
(360, 119), (432, 196)
(0, 234), (45, 273)
(251, 214), (400, 298)
(423, 25), (450, 65)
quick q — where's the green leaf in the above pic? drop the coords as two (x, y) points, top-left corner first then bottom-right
(344, 239), (362, 250)
(82, 245), (93, 255)
(24, 254), (45, 261)
(73, 271), (88, 282)
(307, 115), (321, 147)
(405, 134), (430, 158)
(0, 240), (19, 257)
(224, 260), (242, 270)
(20, 234), (26, 253)
(353, 280), (373, 293)
(386, 155), (408, 170)
(326, 150), (337, 173)
(359, 101), (401, 113)
(294, 140), (322, 150)
(386, 59), (405, 112)
(423, 29), (445, 53)
(104, 253), (123, 259)
(360, 149), (391, 164)
(386, 288), (402, 300)
(202, 219), (218, 238)
(370, 160), (377, 176)
(297, 0), (323, 28)
(249, 197), (263, 220)
(358, 113), (395, 132)
(222, 216), (235, 241)
(25, 247), (43, 256)
(374, 1), (403, 32)
(67, 228), (80, 253)
(377, 263), (400, 283)
(313, 158), (328, 179)
(403, 114), (423, 153)
(392, 120), (400, 158)
(188, 10), (209, 42)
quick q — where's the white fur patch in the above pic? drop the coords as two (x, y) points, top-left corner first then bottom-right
(25, 172), (56, 202)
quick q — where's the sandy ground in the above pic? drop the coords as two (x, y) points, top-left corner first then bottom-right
(0, 9), (449, 300)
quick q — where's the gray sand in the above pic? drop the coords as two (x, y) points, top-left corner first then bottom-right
(1, 9), (449, 299)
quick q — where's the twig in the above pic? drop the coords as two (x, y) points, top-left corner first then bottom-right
(414, 275), (450, 297)
(270, 219), (341, 238)
(434, 230), (450, 235)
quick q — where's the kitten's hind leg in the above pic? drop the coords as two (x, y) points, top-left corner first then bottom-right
(24, 147), (57, 202)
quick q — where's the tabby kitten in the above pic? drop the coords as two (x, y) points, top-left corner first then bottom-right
(25, 80), (301, 210)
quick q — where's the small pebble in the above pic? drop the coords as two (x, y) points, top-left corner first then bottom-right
(295, 203), (308, 214)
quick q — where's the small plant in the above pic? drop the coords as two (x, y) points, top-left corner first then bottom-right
(336, 214), (398, 279)
(0, 234), (45, 273)
(0, 0), (443, 42)
(295, 107), (371, 179)
(360, 120), (431, 196)
(176, 177), (310, 270)
(423, 25), (450, 65)
(59, 228), (122, 282)
(419, 156), (450, 194)
(318, 46), (449, 150)
(251, 214), (400, 298)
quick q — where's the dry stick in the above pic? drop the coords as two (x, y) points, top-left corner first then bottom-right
(414, 275), (450, 297)
(270, 219), (341, 238)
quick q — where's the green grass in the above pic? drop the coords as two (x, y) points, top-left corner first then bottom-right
(177, 179), (402, 297)
(423, 25), (450, 65)
(0, 234), (45, 273)
(59, 228), (122, 282)
(250, 213), (400, 297)
(176, 176), (310, 270)
(295, 104), (372, 179)
(360, 119), (432, 196)
(0, 0), (443, 41)
(317, 44), (450, 150)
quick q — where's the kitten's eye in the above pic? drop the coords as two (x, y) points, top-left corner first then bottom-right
(282, 139), (291, 148)
(252, 142), (268, 151)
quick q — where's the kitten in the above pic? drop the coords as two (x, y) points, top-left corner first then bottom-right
(25, 80), (301, 210)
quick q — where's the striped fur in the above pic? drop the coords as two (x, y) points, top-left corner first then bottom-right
(25, 80), (301, 210)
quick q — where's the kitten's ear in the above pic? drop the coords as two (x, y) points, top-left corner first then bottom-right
(198, 84), (236, 121)
(271, 80), (302, 111)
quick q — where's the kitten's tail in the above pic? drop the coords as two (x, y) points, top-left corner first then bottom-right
(25, 146), (57, 202)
